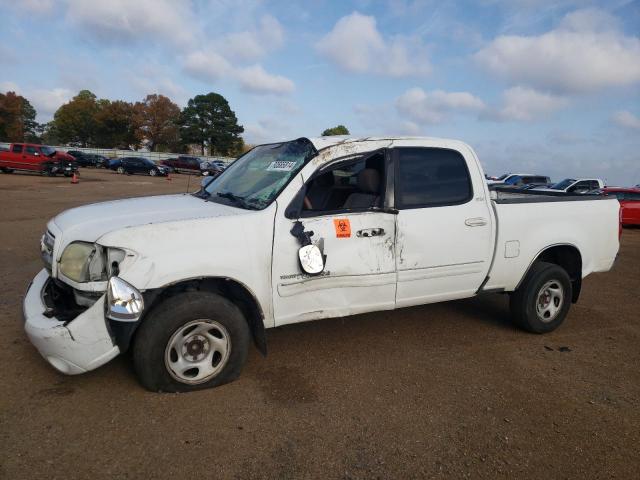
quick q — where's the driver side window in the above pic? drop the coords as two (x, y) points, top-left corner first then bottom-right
(299, 151), (386, 216)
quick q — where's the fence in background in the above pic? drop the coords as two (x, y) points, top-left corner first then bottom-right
(0, 142), (235, 165)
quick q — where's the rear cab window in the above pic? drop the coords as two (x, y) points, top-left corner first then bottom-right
(12, 145), (23, 153)
(394, 147), (473, 208)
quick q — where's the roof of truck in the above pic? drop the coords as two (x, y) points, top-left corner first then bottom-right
(307, 135), (463, 151)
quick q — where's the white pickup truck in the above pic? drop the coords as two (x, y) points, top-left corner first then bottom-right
(24, 136), (620, 392)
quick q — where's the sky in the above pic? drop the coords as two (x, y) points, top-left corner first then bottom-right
(1, 0), (639, 185)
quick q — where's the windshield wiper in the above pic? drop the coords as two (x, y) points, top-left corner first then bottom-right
(215, 191), (260, 210)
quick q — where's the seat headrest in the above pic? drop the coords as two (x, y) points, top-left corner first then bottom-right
(357, 168), (380, 194)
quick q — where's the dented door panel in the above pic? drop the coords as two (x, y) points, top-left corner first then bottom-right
(272, 211), (397, 326)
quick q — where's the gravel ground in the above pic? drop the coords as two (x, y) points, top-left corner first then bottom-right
(1, 169), (638, 479)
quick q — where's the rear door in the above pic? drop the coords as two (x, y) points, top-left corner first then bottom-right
(393, 146), (494, 307)
(7, 144), (23, 169)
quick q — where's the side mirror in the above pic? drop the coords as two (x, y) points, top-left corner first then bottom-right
(298, 244), (324, 275)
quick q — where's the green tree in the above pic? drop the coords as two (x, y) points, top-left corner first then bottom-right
(134, 94), (181, 152)
(180, 92), (244, 155)
(94, 100), (137, 149)
(321, 125), (350, 136)
(51, 90), (98, 146)
(0, 91), (38, 142)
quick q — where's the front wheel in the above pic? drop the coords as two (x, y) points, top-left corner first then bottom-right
(133, 292), (250, 392)
(510, 261), (572, 333)
(149, 168), (157, 176)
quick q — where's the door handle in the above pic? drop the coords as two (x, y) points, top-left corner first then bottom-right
(356, 228), (385, 237)
(465, 217), (487, 227)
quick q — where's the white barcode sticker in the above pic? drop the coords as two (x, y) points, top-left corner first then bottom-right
(267, 161), (296, 172)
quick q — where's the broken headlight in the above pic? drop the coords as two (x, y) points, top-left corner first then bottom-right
(59, 242), (125, 283)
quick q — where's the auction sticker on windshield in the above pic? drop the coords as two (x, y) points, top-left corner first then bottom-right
(267, 161), (297, 172)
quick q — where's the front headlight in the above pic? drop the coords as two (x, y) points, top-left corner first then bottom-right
(59, 242), (104, 283)
(106, 276), (144, 322)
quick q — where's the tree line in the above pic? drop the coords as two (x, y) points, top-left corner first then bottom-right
(0, 89), (245, 156)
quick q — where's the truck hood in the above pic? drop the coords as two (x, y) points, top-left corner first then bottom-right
(51, 194), (244, 246)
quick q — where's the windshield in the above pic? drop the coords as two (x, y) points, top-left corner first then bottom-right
(201, 138), (316, 210)
(40, 146), (56, 156)
(551, 178), (576, 190)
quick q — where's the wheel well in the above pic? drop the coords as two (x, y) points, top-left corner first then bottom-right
(534, 245), (582, 303)
(133, 277), (267, 356)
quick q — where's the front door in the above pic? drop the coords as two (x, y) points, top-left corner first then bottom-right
(392, 146), (494, 307)
(271, 153), (397, 326)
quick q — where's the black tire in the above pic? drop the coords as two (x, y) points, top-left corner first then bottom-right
(133, 291), (250, 392)
(510, 261), (572, 333)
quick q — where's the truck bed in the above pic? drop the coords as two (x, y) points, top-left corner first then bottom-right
(484, 188), (619, 292)
(491, 188), (608, 204)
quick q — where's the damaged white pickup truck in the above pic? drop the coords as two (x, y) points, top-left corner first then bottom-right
(24, 136), (620, 392)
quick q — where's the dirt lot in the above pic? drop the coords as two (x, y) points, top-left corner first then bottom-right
(0, 168), (638, 479)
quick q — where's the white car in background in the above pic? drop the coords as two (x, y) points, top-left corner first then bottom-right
(535, 178), (604, 194)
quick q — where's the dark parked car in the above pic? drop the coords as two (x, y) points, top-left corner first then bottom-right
(67, 150), (97, 167)
(109, 157), (168, 176)
(200, 159), (227, 177)
(160, 155), (203, 174)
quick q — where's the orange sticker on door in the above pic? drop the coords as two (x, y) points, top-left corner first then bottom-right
(333, 218), (351, 238)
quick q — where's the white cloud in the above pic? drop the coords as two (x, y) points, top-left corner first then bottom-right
(65, 0), (196, 47)
(612, 110), (640, 130)
(219, 15), (284, 62)
(0, 0), (53, 14)
(235, 65), (294, 95)
(244, 117), (293, 144)
(475, 8), (640, 93)
(0, 81), (20, 92)
(396, 88), (485, 124)
(316, 12), (431, 77)
(183, 51), (232, 83)
(30, 88), (74, 117)
(484, 86), (568, 121)
(179, 14), (293, 95)
(0, 82), (72, 120)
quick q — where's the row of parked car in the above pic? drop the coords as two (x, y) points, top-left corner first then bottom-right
(0, 144), (229, 179)
(70, 151), (227, 178)
(486, 172), (640, 225)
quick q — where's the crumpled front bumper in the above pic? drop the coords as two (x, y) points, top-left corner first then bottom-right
(23, 269), (120, 375)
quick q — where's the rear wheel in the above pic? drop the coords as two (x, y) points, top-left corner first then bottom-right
(510, 261), (572, 333)
(133, 292), (250, 392)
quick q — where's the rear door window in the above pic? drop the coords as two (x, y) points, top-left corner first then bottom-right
(25, 146), (38, 155)
(395, 148), (472, 208)
(12, 145), (23, 153)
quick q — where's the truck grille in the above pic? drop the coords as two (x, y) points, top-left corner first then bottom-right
(40, 230), (55, 272)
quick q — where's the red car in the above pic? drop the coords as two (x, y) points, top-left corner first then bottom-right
(603, 187), (640, 226)
(160, 155), (203, 175)
(0, 143), (78, 176)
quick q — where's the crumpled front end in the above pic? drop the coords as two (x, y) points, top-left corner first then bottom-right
(23, 269), (119, 374)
